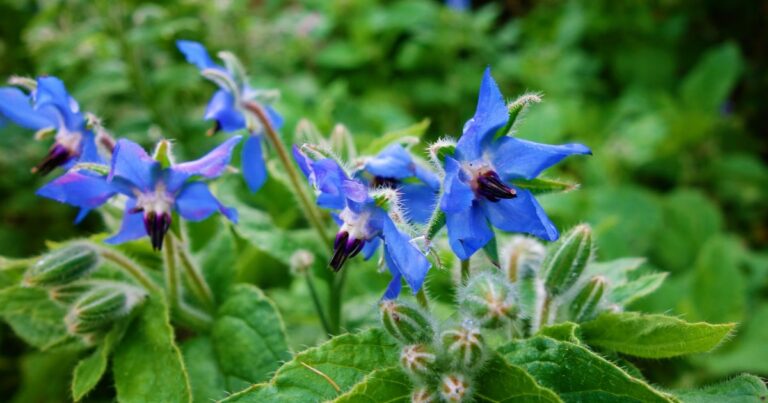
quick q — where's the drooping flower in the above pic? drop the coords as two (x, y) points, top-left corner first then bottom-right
(439, 68), (591, 260)
(0, 76), (101, 174)
(293, 145), (431, 299)
(37, 137), (241, 250)
(177, 40), (283, 193)
(360, 144), (440, 224)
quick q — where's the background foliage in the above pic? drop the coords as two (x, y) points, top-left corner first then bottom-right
(0, 0), (766, 400)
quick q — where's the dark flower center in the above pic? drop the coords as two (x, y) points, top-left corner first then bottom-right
(371, 176), (400, 189)
(142, 211), (172, 251)
(33, 143), (76, 175)
(475, 170), (516, 202)
(330, 230), (365, 271)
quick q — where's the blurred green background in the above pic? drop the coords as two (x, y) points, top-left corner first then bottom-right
(1, 0), (767, 396)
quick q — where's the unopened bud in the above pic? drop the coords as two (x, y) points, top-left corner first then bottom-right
(289, 250), (315, 275)
(400, 344), (437, 378)
(543, 225), (593, 296)
(439, 373), (471, 402)
(65, 285), (145, 335)
(411, 386), (437, 403)
(501, 236), (546, 282)
(440, 321), (485, 370)
(458, 272), (517, 328)
(49, 281), (94, 305)
(152, 139), (175, 168)
(23, 243), (100, 287)
(428, 139), (457, 165)
(569, 276), (606, 322)
(380, 300), (434, 344)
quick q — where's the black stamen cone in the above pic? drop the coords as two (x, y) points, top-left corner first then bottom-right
(33, 144), (74, 175)
(144, 211), (172, 251)
(372, 176), (399, 188)
(477, 171), (516, 202)
(329, 231), (366, 272)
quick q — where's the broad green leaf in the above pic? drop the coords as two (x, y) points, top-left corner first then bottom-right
(611, 273), (667, 306)
(333, 367), (411, 403)
(475, 353), (562, 403)
(585, 258), (645, 285)
(681, 42), (743, 112)
(511, 177), (579, 196)
(0, 286), (72, 350)
(500, 337), (672, 402)
(181, 337), (228, 403)
(212, 284), (290, 386)
(112, 296), (192, 403)
(223, 329), (399, 402)
(537, 322), (580, 343)
(11, 351), (80, 403)
(674, 374), (767, 403)
(362, 118), (430, 155)
(71, 319), (130, 401)
(690, 235), (746, 323)
(580, 312), (734, 358)
(196, 223), (237, 302)
(700, 305), (768, 375)
(0, 256), (28, 287)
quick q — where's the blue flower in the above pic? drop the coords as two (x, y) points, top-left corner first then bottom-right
(38, 137), (241, 250)
(361, 144), (440, 224)
(440, 68), (591, 260)
(177, 40), (283, 193)
(0, 76), (101, 174)
(294, 146), (431, 299)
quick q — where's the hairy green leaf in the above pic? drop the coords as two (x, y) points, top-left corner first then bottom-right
(475, 353), (562, 403)
(581, 312), (734, 358)
(112, 296), (192, 403)
(181, 337), (228, 403)
(333, 367), (411, 403)
(500, 337), (672, 402)
(611, 273), (667, 306)
(511, 177), (579, 196)
(537, 322), (580, 343)
(691, 236), (746, 323)
(0, 286), (72, 350)
(71, 319), (130, 401)
(674, 374), (767, 403)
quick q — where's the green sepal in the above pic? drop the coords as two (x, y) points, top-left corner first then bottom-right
(510, 177), (579, 196)
(543, 224), (593, 296)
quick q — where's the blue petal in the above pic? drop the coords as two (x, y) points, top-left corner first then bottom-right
(175, 182), (237, 222)
(109, 139), (158, 192)
(78, 132), (102, 163)
(382, 251), (403, 300)
(382, 218), (430, 294)
(313, 159), (349, 210)
(241, 135), (267, 192)
(413, 163), (440, 190)
(205, 90), (246, 132)
(265, 105), (284, 130)
(491, 136), (591, 181)
(161, 169), (192, 195)
(365, 144), (414, 180)
(293, 145), (313, 178)
(481, 189), (558, 241)
(439, 157), (474, 214)
(341, 179), (369, 203)
(105, 200), (146, 245)
(0, 87), (56, 130)
(362, 236), (381, 260)
(176, 40), (220, 70)
(174, 136), (242, 178)
(456, 67), (509, 161)
(36, 171), (116, 208)
(400, 183), (438, 224)
(74, 208), (90, 224)
(446, 202), (493, 260)
(35, 77), (83, 131)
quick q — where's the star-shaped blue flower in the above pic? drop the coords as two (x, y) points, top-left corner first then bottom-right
(37, 137), (241, 250)
(294, 146), (431, 300)
(361, 144), (440, 224)
(440, 68), (591, 260)
(0, 76), (101, 174)
(177, 40), (284, 193)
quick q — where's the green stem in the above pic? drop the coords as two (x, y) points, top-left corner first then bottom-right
(416, 288), (430, 310)
(460, 259), (470, 285)
(537, 294), (553, 332)
(163, 234), (180, 312)
(329, 268), (347, 334)
(304, 272), (332, 336)
(96, 245), (161, 293)
(173, 234), (216, 312)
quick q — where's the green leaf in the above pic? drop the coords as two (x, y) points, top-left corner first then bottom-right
(362, 118), (430, 155)
(212, 284), (290, 385)
(690, 235), (746, 323)
(333, 367), (411, 403)
(680, 42), (743, 112)
(0, 256), (28, 287)
(71, 319), (130, 401)
(196, 223), (237, 302)
(0, 286), (72, 350)
(611, 273), (667, 306)
(181, 337), (228, 403)
(112, 296), (192, 403)
(500, 337), (672, 402)
(223, 329), (399, 402)
(700, 305), (768, 375)
(537, 322), (580, 343)
(11, 351), (80, 403)
(580, 312), (734, 358)
(475, 353), (562, 403)
(674, 374), (767, 403)
(511, 177), (579, 196)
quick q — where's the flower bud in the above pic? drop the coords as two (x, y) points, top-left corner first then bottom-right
(23, 243), (100, 287)
(65, 285), (145, 335)
(569, 276), (606, 322)
(411, 386), (437, 403)
(543, 225), (593, 296)
(380, 300), (434, 344)
(458, 272), (517, 328)
(501, 236), (546, 282)
(49, 281), (94, 305)
(440, 321), (485, 370)
(289, 249), (315, 275)
(400, 344), (437, 378)
(439, 373), (471, 402)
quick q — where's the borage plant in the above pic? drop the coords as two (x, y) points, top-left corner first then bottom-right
(0, 43), (763, 403)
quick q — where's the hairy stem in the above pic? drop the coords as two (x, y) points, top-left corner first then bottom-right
(173, 233), (216, 312)
(305, 271), (333, 336)
(96, 245), (161, 293)
(163, 234), (180, 311)
(460, 259), (470, 285)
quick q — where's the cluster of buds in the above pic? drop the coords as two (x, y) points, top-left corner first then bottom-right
(457, 271), (518, 328)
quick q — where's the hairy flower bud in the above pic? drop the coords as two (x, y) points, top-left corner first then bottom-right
(543, 225), (593, 296)
(65, 285), (145, 335)
(400, 344), (438, 378)
(569, 276), (606, 322)
(440, 321), (485, 370)
(411, 386), (437, 403)
(49, 281), (94, 305)
(501, 236), (546, 282)
(380, 300), (435, 344)
(439, 373), (471, 402)
(458, 272), (517, 328)
(23, 243), (100, 287)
